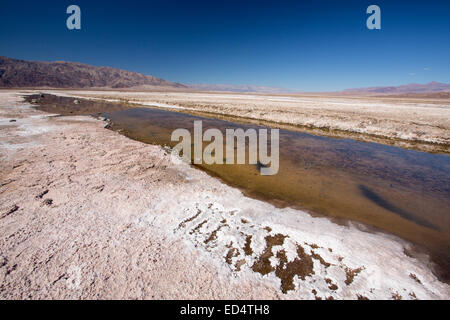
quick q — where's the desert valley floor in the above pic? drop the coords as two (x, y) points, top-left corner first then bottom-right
(0, 89), (449, 299)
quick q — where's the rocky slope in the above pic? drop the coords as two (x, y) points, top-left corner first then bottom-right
(0, 56), (186, 89)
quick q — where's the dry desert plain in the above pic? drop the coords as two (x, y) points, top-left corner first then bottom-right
(0, 89), (449, 299)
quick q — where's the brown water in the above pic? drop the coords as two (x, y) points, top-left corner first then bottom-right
(103, 107), (450, 278)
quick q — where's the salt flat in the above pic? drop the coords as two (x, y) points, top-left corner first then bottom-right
(0, 90), (449, 299)
(35, 89), (450, 153)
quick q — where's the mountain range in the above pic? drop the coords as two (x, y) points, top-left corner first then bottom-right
(0, 56), (186, 89)
(341, 81), (450, 95)
(1, 56), (449, 95)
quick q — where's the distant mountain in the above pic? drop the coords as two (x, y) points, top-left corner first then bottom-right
(188, 83), (295, 93)
(342, 81), (450, 95)
(0, 56), (186, 89)
(2, 56), (448, 96)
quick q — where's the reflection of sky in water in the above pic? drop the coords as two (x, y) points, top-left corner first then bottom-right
(104, 106), (450, 274)
(106, 107), (450, 198)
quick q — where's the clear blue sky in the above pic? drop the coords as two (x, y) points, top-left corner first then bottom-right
(1, 0), (449, 91)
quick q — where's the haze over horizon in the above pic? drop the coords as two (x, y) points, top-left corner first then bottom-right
(1, 0), (449, 91)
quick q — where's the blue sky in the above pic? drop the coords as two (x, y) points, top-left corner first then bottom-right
(1, 0), (449, 91)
